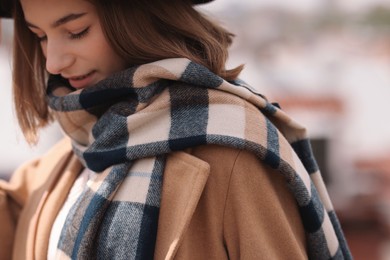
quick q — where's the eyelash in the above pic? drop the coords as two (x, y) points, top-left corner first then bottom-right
(36, 27), (90, 42)
(69, 27), (90, 40)
(37, 35), (47, 42)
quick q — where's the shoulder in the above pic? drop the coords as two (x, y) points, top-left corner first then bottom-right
(174, 144), (291, 214)
(187, 144), (300, 216)
(166, 144), (307, 259)
(188, 144), (271, 181)
(17, 137), (73, 174)
(42, 137), (73, 158)
(9, 137), (75, 192)
(192, 145), (307, 258)
(189, 144), (245, 173)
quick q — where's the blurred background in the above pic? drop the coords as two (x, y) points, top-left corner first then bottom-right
(1, 0), (390, 259)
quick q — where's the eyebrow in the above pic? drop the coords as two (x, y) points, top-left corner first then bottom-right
(26, 12), (87, 29)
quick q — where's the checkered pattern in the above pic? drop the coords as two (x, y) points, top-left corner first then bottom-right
(47, 58), (352, 260)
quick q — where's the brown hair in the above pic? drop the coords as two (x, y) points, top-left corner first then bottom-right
(13, 0), (243, 144)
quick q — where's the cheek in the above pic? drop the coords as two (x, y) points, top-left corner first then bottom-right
(40, 42), (48, 58)
(89, 28), (126, 71)
(100, 43), (127, 70)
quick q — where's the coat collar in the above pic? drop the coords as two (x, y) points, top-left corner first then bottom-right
(154, 150), (211, 259)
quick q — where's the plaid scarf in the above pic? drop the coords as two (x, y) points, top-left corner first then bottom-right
(47, 58), (352, 260)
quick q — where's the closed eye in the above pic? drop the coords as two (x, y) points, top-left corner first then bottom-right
(37, 34), (47, 42)
(69, 27), (90, 40)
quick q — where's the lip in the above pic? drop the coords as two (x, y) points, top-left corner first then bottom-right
(66, 71), (96, 89)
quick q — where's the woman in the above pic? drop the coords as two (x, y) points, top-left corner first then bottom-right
(0, 0), (352, 259)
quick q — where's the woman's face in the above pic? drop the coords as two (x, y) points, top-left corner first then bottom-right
(21, 0), (128, 89)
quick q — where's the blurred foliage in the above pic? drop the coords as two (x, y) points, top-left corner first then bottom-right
(314, 5), (346, 30)
(361, 6), (390, 30)
(314, 5), (390, 32)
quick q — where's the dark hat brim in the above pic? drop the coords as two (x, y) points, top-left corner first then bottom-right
(192, 0), (214, 4)
(0, 0), (215, 18)
(0, 0), (12, 18)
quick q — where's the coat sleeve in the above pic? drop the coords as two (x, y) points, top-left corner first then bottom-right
(0, 158), (41, 260)
(223, 149), (308, 259)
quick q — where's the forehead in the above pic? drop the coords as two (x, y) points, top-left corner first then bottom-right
(20, 0), (95, 25)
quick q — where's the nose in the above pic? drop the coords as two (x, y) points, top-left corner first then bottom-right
(44, 39), (74, 75)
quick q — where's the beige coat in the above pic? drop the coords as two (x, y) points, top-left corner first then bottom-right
(0, 138), (307, 259)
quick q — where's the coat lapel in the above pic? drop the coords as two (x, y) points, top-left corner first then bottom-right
(34, 155), (82, 259)
(10, 138), (74, 260)
(154, 151), (210, 260)
(16, 138), (81, 260)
